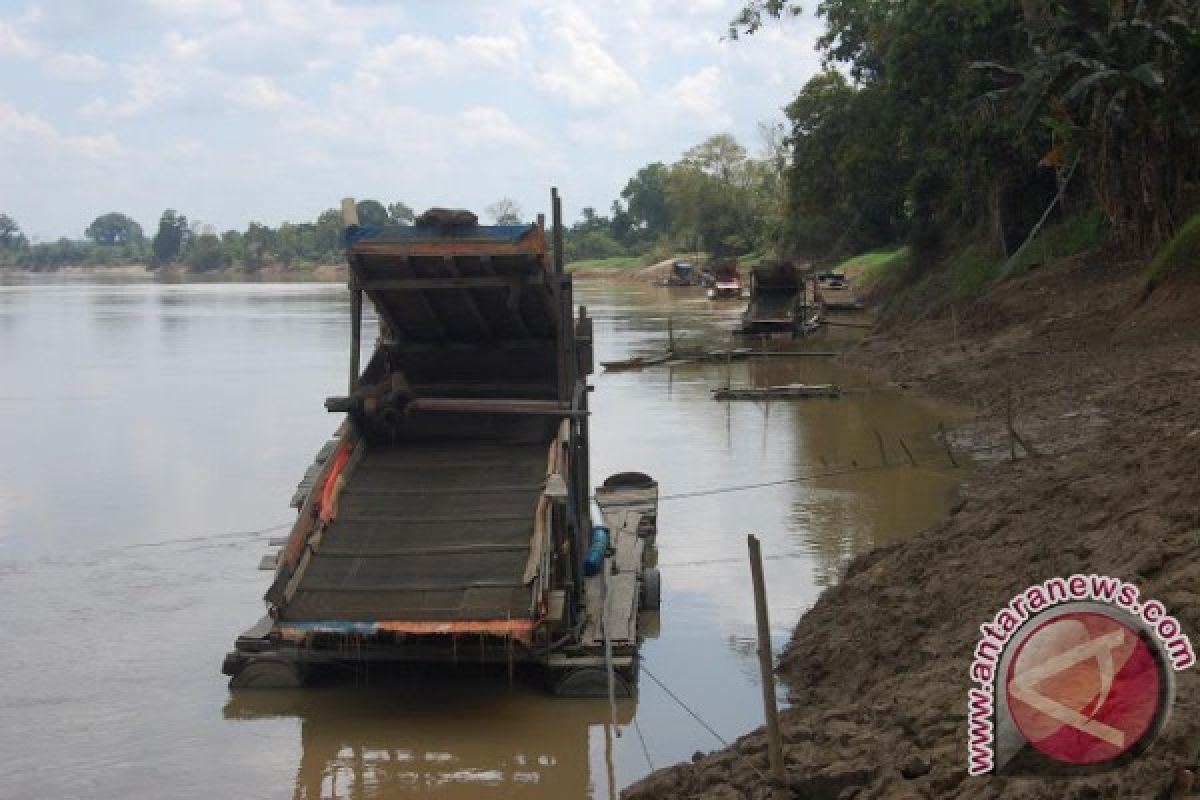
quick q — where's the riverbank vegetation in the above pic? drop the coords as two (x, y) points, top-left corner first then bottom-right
(740, 0), (1199, 280)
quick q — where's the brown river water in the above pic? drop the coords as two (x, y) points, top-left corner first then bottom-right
(0, 275), (960, 799)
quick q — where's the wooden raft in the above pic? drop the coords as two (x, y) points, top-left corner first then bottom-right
(580, 485), (658, 647)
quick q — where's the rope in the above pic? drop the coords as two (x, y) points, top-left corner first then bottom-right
(633, 716), (655, 771)
(656, 462), (894, 502)
(120, 521), (293, 550)
(640, 661), (769, 781)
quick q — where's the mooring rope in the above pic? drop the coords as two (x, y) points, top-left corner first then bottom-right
(640, 660), (769, 782)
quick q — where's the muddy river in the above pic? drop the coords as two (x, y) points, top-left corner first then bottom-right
(0, 275), (960, 799)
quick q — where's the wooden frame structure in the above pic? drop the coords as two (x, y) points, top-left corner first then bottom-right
(223, 191), (657, 694)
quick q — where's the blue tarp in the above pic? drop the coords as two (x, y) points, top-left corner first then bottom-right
(346, 223), (536, 246)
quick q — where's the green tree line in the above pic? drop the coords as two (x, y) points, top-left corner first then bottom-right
(0, 200), (417, 273)
(561, 131), (787, 263)
(1, 148), (784, 274)
(733, 0), (1200, 263)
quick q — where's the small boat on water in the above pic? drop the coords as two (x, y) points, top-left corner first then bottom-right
(653, 260), (701, 287)
(816, 271), (862, 310)
(706, 259), (743, 300)
(713, 383), (842, 401)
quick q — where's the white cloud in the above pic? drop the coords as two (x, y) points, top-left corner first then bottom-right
(0, 102), (122, 159)
(92, 60), (184, 117)
(46, 51), (108, 80)
(456, 107), (539, 151)
(356, 32), (524, 87)
(534, 5), (640, 110)
(0, 19), (37, 58)
(666, 66), (726, 120)
(225, 76), (296, 112)
(0, 18), (107, 79)
(143, 0), (246, 19)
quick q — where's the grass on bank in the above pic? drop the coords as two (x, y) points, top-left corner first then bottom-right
(834, 246), (911, 286)
(1145, 213), (1200, 284)
(830, 208), (1111, 309)
(948, 207), (1110, 297)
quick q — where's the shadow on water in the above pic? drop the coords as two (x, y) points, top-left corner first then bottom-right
(225, 668), (635, 800)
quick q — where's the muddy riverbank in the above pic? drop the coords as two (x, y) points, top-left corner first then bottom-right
(624, 255), (1200, 799)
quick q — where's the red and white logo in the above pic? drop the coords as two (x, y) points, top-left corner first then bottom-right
(967, 577), (1193, 776)
(1006, 611), (1163, 766)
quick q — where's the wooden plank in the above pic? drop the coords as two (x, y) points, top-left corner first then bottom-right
(258, 553), (279, 570)
(580, 485), (653, 647)
(354, 276), (527, 290)
(442, 255), (494, 339)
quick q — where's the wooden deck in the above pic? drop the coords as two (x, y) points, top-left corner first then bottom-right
(280, 440), (546, 622)
(581, 485), (658, 647)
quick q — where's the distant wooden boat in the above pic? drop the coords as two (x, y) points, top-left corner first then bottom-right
(712, 383), (841, 400)
(600, 353), (674, 371)
(603, 347), (756, 371)
(816, 271), (863, 310)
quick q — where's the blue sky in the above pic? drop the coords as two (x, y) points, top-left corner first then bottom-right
(0, 1), (822, 239)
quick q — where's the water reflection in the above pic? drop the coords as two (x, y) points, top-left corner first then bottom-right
(225, 676), (633, 799)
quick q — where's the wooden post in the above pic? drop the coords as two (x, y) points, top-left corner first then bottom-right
(748, 534), (787, 795)
(341, 197), (359, 227)
(551, 188), (564, 274)
(725, 332), (733, 390)
(1006, 386), (1016, 461)
(938, 422), (959, 468)
(667, 316), (675, 354)
(874, 429), (889, 467)
(349, 287), (362, 393)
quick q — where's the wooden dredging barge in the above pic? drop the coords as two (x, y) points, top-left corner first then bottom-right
(223, 193), (660, 696)
(739, 262), (819, 335)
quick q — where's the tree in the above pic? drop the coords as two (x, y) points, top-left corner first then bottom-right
(485, 198), (523, 225)
(355, 199), (389, 226)
(573, 207), (611, 234)
(609, 200), (636, 245)
(314, 209), (344, 258)
(620, 163), (672, 239)
(85, 212), (143, 246)
(151, 210), (189, 265)
(187, 233), (229, 272)
(387, 202), (415, 225)
(0, 214), (27, 251)
(681, 133), (749, 184)
(977, 0), (1199, 252)
(781, 71), (908, 256)
(221, 230), (246, 264)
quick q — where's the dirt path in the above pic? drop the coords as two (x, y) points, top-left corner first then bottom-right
(624, 255), (1200, 799)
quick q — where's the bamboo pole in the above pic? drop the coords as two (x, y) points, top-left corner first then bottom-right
(748, 534), (787, 796)
(938, 422), (960, 468)
(874, 429), (889, 467)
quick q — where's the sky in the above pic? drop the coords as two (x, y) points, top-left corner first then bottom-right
(0, 1), (823, 240)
